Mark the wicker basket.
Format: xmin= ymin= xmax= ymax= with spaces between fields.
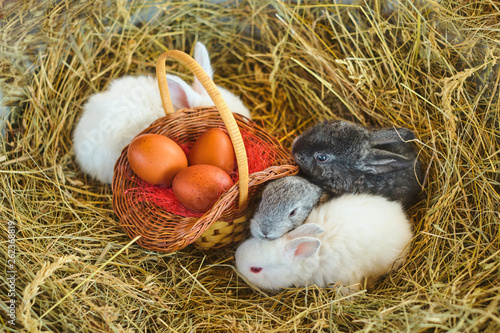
xmin=112 ymin=49 xmax=298 ymax=252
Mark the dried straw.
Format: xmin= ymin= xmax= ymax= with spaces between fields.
xmin=1 ymin=0 xmax=499 ymax=331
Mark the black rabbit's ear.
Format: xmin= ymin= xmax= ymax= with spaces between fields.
xmin=369 ymin=127 xmax=415 ymax=146
xmin=358 ymin=149 xmax=414 ymax=174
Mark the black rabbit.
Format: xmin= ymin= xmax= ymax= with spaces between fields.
xmin=291 ymin=120 xmax=424 ymax=209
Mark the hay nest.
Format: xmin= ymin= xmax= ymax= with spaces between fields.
xmin=1 ymin=0 xmax=499 ymax=331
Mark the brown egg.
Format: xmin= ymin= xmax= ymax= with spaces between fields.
xmin=172 ymin=164 xmax=234 ymax=213
xmin=187 ymin=128 xmax=235 ymax=173
xmin=127 ymin=134 xmax=187 ymax=186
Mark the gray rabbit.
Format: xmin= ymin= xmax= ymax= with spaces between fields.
xmin=250 ymin=176 xmax=329 ymax=240
xmin=291 ymin=120 xmax=423 ymax=209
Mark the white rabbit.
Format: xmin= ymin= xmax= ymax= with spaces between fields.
xmin=73 ymin=42 xmax=251 ymax=184
xmin=235 ymin=193 xmax=413 ymax=294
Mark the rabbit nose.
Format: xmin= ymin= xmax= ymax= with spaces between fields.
xmin=263 ymin=233 xmax=277 ymax=240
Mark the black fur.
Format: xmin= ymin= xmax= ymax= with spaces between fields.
xmin=291 ymin=120 xmax=424 ymax=209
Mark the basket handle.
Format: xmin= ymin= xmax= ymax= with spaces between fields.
xmin=156 ymin=50 xmax=249 ymax=210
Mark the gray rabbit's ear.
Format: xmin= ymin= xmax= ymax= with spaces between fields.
xmin=369 ymin=127 xmax=415 ymax=146
xmin=359 ymin=149 xmax=414 ymax=174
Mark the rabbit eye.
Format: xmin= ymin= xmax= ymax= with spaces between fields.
xmin=314 ymin=153 xmax=329 ymax=163
xmin=250 ymin=267 xmax=262 ymax=273
xmin=289 ymin=209 xmax=297 ymax=217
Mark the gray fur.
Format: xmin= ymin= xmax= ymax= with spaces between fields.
xmin=250 ymin=176 xmax=325 ymax=240
xmin=291 ymin=120 xmax=424 ymax=209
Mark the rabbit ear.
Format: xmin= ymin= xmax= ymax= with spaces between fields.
xmin=166 ymin=74 xmax=196 ymax=110
xmin=193 ymin=42 xmax=214 ymax=95
xmin=369 ymin=127 xmax=415 ymax=146
xmin=358 ymin=149 xmax=414 ymax=174
xmin=285 ymin=237 xmax=321 ymax=260
xmin=287 ymin=223 xmax=325 ymax=240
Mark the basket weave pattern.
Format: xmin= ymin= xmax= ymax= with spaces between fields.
xmin=113 ymin=108 xmax=297 ymax=252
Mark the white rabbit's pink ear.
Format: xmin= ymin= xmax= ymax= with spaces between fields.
xmin=166 ymin=74 xmax=196 ymax=110
xmin=287 ymin=223 xmax=325 ymax=240
xmin=285 ymin=237 xmax=321 ymax=260
xmin=193 ymin=41 xmax=214 ymax=95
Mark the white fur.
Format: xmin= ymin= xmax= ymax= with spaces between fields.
xmin=235 ymin=193 xmax=413 ymax=293
xmin=72 ymin=42 xmax=251 ymax=184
